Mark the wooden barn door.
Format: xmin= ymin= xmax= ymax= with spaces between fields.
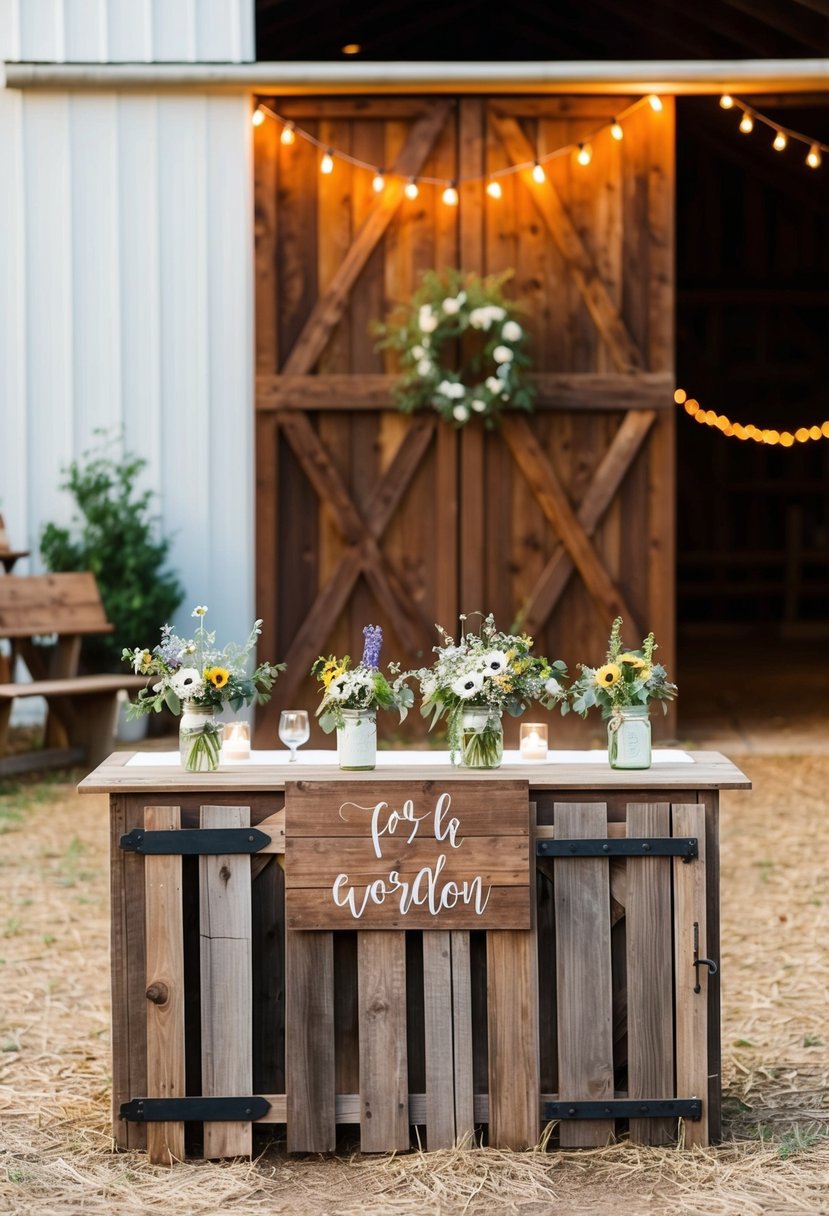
xmin=254 ymin=95 xmax=675 ymax=746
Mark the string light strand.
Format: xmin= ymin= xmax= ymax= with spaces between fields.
xmin=675 ymin=388 xmax=829 ymax=445
xmin=251 ymin=94 xmax=660 ymax=194
xmin=720 ymin=94 xmax=829 ymax=167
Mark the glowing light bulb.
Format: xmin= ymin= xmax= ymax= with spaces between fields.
xmin=796 ymin=427 xmax=810 ymax=443
xmin=807 ymin=144 xmax=822 ymax=168
xmin=648 ymin=95 xmax=663 ymax=112
xmin=674 ymin=388 xmax=687 ymax=404
xmin=532 ymin=161 xmax=546 ymax=183
xmin=822 ymin=422 xmax=829 ymax=438
xmin=780 ymin=432 xmax=794 ymax=446
xmin=341 ymin=42 xmax=361 ymax=55
xmin=486 ymin=178 xmax=503 ymax=199
xmin=773 ymin=130 xmax=787 ymax=151
xmin=320 ymin=150 xmax=334 ymax=175
xmin=252 ymin=107 xmax=265 ymax=127
xmin=810 ymin=425 xmax=821 ymax=440
xmin=739 ymin=113 xmax=754 ymax=134
xmin=442 ymin=182 xmax=459 ymax=206
xmin=404 ymin=178 xmax=419 ymax=200
xmin=720 ymin=95 xmax=734 ymax=109
xmin=372 ymin=170 xmax=385 ymax=192
xmin=576 ymin=143 xmax=592 ymax=166
xmin=280 ymin=123 xmax=296 ymax=146
xmin=610 ymin=120 xmax=624 ymax=141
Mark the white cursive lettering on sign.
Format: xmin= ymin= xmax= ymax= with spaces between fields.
xmin=332 ymin=792 xmax=488 ymax=920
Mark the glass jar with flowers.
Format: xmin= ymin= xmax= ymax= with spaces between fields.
xmin=569 ymin=617 xmax=677 ymax=770
xmin=409 ymin=613 xmax=568 ymax=768
xmin=311 ymin=625 xmax=413 ymax=771
xmin=122 ymin=606 xmax=285 ymax=772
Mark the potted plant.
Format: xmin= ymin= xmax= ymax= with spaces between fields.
xmin=409 ymin=613 xmax=568 ymax=768
xmin=569 ymin=617 xmax=677 ymax=769
xmin=311 ymin=625 xmax=413 ymax=771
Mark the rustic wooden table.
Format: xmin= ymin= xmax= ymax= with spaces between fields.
xmin=80 ymin=748 xmax=750 ymax=1163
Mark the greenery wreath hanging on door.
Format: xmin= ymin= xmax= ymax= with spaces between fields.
xmin=372 ymin=269 xmax=535 ymax=427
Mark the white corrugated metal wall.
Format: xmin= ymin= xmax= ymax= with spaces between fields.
xmin=0 ymin=2 xmax=259 ymax=718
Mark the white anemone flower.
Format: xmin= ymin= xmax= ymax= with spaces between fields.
xmin=453 ymin=404 xmax=471 ymax=422
xmin=171 ymin=667 xmax=205 ymax=699
xmin=471 ymin=398 xmax=487 ymax=413
xmin=493 ymin=345 xmax=513 ymax=363
xmin=452 ymin=671 xmax=484 ymax=699
xmin=483 ymin=650 xmax=508 ymax=675
xmin=326 ymin=674 xmax=350 ymax=701
xmin=545 ymin=677 xmax=562 ymax=696
xmin=416 ymin=359 xmax=433 ymax=376
xmin=502 ymin=320 xmax=523 ymax=342
xmin=485 ymin=376 xmax=502 ymax=394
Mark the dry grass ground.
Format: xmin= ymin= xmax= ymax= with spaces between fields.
xmin=0 ymin=753 xmax=828 ymax=1215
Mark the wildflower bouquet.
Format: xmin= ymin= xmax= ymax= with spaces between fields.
xmin=410 ymin=613 xmax=568 ymax=766
xmin=311 ymin=625 xmax=414 ymax=734
xmin=569 ymin=617 xmax=677 ymax=720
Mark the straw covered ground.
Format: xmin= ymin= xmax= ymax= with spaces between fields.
xmin=1 ymin=753 xmax=828 ymax=1215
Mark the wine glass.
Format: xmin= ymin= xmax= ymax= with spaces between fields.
xmin=279 ymin=710 xmax=310 ymax=763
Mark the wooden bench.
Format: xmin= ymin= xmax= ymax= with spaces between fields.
xmin=0 ymin=572 xmax=148 ymax=773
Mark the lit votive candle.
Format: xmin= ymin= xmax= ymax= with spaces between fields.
xmin=222 ymin=721 xmax=251 ymax=761
xmin=519 ymin=722 xmax=548 ymax=761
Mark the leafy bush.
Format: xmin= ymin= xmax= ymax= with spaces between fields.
xmin=40 ymin=433 xmax=184 ymax=672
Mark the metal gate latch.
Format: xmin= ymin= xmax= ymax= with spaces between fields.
xmin=693 ymin=921 xmax=718 ymax=993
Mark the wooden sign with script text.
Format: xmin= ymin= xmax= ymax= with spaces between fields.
xmin=284 ymin=779 xmax=531 ymax=930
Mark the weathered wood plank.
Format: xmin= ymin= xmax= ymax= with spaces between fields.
xmin=358 ymin=932 xmax=410 ymax=1152
xmin=423 ymin=932 xmax=456 ymax=1148
xmin=700 ymin=791 xmax=723 ymax=1143
xmin=501 ymin=416 xmax=642 ymax=637
xmin=112 ymin=795 xmax=148 ymax=1151
xmin=673 ymin=802 xmax=710 ymax=1147
xmin=626 ymin=802 xmax=674 ymax=1145
xmin=281 ymin=102 xmax=451 ymax=377
xmin=199 ymin=805 xmax=253 ymax=1160
xmin=554 ymin=802 xmax=614 ymax=1148
xmin=450 ymin=930 xmax=475 ymax=1146
xmin=288 ymin=886 xmax=530 ymax=931
xmin=256 ymin=371 xmax=674 ymax=411
xmin=144 ymin=805 xmax=185 ymax=1166
xmin=523 ymin=410 xmax=656 ymax=634
xmin=287 ymin=834 xmax=529 ymax=886
xmin=286 ymin=930 xmax=336 ymax=1151
xmin=490 ymin=114 xmax=643 ymax=373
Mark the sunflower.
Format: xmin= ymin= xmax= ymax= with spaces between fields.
xmin=620 ymin=652 xmax=646 ymax=669
xmin=205 ymin=666 xmax=230 ymax=689
xmin=321 ymin=661 xmax=344 ymax=689
xmin=595 ymin=663 xmax=621 ymax=688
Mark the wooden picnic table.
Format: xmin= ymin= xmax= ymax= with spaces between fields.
xmin=80 ymin=747 xmax=750 ymax=1163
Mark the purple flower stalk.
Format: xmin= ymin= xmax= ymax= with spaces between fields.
xmin=361 ymin=624 xmax=383 ymax=670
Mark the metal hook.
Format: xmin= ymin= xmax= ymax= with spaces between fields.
xmin=693 ymin=921 xmax=718 ymax=994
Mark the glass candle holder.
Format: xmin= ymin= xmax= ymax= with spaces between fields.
xmin=221 ymin=720 xmax=251 ymax=761
xmin=519 ymin=721 xmax=548 ymax=761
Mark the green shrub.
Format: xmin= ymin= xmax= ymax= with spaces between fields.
xmin=40 ymin=432 xmax=184 ymax=672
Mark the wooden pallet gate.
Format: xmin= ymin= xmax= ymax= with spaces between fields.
xmin=114 ymin=778 xmax=716 ymax=1163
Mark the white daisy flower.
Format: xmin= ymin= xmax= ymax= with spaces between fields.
xmin=171 ymin=667 xmax=205 ymax=698
xmin=453 ymin=404 xmax=471 ymax=422
xmin=471 ymin=398 xmax=487 ymax=413
xmin=502 ymin=320 xmax=522 ymax=341
xmin=417 ymin=359 xmax=433 ymax=376
xmin=447 ymin=382 xmax=465 ymax=399
xmin=441 ymin=296 xmax=461 ymax=314
xmin=192 ymin=605 xmax=208 ymax=617
xmin=469 ymin=307 xmax=492 ymax=330
xmin=493 ymin=345 xmax=513 ymax=363
xmin=485 ymin=376 xmax=502 ymax=393
xmin=545 ymin=677 xmax=562 ymax=696
xmin=437 ymin=379 xmax=454 ymax=397
xmin=483 ymin=650 xmax=508 ymax=675
xmin=452 ymin=672 xmax=484 ymax=698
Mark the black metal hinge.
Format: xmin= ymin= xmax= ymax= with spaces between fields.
xmin=119 ymin=827 xmax=271 ymax=855
xmin=120 ymin=1096 xmax=272 ymax=1122
xmin=537 ymin=837 xmax=698 ymax=861
xmin=542 ymin=1098 xmax=702 ymax=1121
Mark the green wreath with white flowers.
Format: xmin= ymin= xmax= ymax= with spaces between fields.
xmin=372 ymin=269 xmax=535 ymax=427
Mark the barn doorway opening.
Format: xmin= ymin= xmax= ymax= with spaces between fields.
xmin=675 ymin=97 xmax=829 ymax=746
